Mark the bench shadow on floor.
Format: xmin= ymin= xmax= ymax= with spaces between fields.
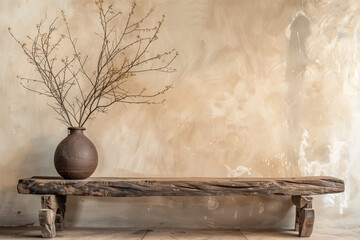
xmin=0 ymin=227 xmax=300 ymax=240
xmin=1 ymin=227 xmax=360 ymax=240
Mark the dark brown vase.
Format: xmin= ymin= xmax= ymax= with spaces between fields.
xmin=54 ymin=127 xmax=98 ymax=179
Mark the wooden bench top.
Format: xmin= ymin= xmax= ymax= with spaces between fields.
xmin=17 ymin=176 xmax=344 ymax=197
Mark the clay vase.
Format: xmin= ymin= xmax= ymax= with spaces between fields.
xmin=54 ymin=127 xmax=98 ymax=179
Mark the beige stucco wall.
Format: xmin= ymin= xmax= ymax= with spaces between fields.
xmin=1 ymin=0 xmax=359 ymax=229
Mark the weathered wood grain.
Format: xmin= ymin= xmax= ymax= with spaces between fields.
xmin=299 ymin=208 xmax=315 ymax=237
xmin=17 ymin=176 xmax=344 ymax=197
xmin=41 ymin=195 xmax=66 ymax=231
xmin=39 ymin=209 xmax=56 ymax=238
xmin=292 ymin=195 xmax=313 ymax=232
xmin=292 ymin=195 xmax=314 ymax=236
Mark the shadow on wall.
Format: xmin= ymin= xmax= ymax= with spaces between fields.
xmin=64 ymin=195 xmax=294 ymax=229
xmin=286 ymin=12 xmax=310 ymax=175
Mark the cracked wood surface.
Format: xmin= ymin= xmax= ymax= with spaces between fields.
xmin=17 ymin=176 xmax=344 ymax=197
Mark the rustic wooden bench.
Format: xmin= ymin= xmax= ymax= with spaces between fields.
xmin=17 ymin=176 xmax=344 ymax=238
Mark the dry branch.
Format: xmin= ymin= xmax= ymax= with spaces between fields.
xmin=9 ymin=0 xmax=178 ymax=127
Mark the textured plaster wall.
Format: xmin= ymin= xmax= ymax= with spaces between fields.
xmin=1 ymin=0 xmax=359 ymax=229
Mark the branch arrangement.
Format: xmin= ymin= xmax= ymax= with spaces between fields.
xmin=9 ymin=0 xmax=178 ymax=127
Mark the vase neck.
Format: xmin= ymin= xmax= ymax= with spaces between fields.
xmin=68 ymin=127 xmax=86 ymax=135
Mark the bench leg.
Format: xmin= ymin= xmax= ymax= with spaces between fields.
xmin=39 ymin=209 xmax=56 ymax=238
xmin=292 ymin=195 xmax=314 ymax=237
xmin=40 ymin=195 xmax=67 ymax=238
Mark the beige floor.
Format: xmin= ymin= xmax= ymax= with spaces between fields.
xmin=0 ymin=227 xmax=360 ymax=239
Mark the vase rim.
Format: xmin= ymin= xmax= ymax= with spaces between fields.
xmin=68 ymin=127 xmax=86 ymax=130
